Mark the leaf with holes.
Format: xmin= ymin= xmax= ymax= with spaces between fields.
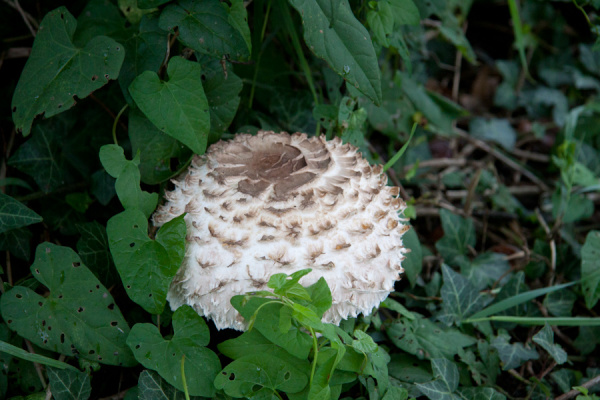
xmin=0 ymin=243 xmax=135 ymax=366
xmin=0 ymin=193 xmax=42 ymax=235
xmin=129 ymin=57 xmax=210 ymax=155
xmin=289 ymin=0 xmax=382 ymax=105
xmin=214 ymin=353 xmax=308 ymax=398
xmin=126 ymin=305 xmax=221 ymax=397
xmin=47 ymin=367 xmax=91 ymax=400
xmin=107 ymin=209 xmax=185 ymax=314
xmin=158 ymin=0 xmax=249 ymax=61
xmin=11 ymin=7 xmax=124 ymax=136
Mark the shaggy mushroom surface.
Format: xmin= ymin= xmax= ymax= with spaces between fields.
xmin=153 ymin=131 xmax=409 ymax=330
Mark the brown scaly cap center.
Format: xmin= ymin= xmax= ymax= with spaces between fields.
xmin=212 ymin=134 xmax=332 ymax=198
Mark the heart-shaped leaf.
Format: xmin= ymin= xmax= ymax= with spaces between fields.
xmin=130 ymin=57 xmax=210 ymax=155
xmin=126 ymin=305 xmax=221 ymax=397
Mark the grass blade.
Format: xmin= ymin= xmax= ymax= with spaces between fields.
xmin=0 ymin=340 xmax=78 ymax=371
xmin=465 ymin=281 xmax=577 ymax=321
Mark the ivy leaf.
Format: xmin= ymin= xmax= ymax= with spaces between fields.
xmin=416 ymin=358 xmax=460 ymax=400
xmin=214 ymin=353 xmax=308 ymax=398
xmin=76 ymin=222 xmax=117 ymax=288
xmin=491 ymin=331 xmax=539 ymax=370
xmin=532 ymin=324 xmax=568 ymax=364
xmin=47 ymin=367 xmax=91 ymax=400
xmin=129 ymin=109 xmax=190 ymax=185
xmin=11 ymin=7 xmax=124 ymax=136
xmin=457 ymin=387 xmax=507 ymax=400
xmin=159 ymin=0 xmax=250 ymax=61
xmin=0 ymin=243 xmax=135 ymax=367
xmin=106 ymin=209 xmax=185 ymax=314
xmin=9 ymin=120 xmax=73 ymax=193
xmin=118 ymin=14 xmax=167 ymax=104
xmin=138 ymin=370 xmax=188 ymax=400
xmin=582 ymin=230 xmax=600 ymax=309
xmin=199 ymin=56 xmax=243 ymax=143
xmin=289 ymin=0 xmax=382 ymax=105
xmin=130 ymin=56 xmax=210 ymax=155
xmin=0 ymin=193 xmax=42 ymax=234
xmin=387 ymin=316 xmax=476 ymax=360
xmin=435 ymin=209 xmax=476 ymax=266
xmin=469 ymin=118 xmax=517 ymax=150
xmin=0 ymin=227 xmax=32 ymax=261
xmin=126 ymin=305 xmax=221 ymax=397
xmin=439 ymin=265 xmax=487 ymax=326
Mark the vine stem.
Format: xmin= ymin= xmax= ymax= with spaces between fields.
xmin=309 ymin=327 xmax=318 ymax=387
xmin=112 ymin=104 xmax=129 ymax=145
xmin=181 ymin=355 xmax=190 ymax=400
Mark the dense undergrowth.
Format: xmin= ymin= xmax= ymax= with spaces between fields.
xmin=1 ymin=0 xmax=600 ymax=399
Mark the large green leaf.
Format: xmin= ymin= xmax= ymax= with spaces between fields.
xmin=126 ymin=306 xmax=221 ymax=397
xmin=129 ymin=56 xmax=210 ymax=155
xmin=289 ymin=0 xmax=382 ymax=105
xmin=0 ymin=193 xmax=42 ymax=235
xmin=106 ymin=209 xmax=185 ymax=314
xmin=159 ymin=0 xmax=250 ymax=60
xmin=47 ymin=367 xmax=91 ymax=400
xmin=582 ymin=230 xmax=600 ymax=309
xmin=0 ymin=243 xmax=136 ymax=367
xmin=11 ymin=7 xmax=124 ymax=136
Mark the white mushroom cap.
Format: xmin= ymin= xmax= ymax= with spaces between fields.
xmin=153 ymin=131 xmax=409 ymax=330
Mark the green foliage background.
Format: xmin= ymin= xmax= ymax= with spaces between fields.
xmin=1 ymin=0 xmax=600 ymax=399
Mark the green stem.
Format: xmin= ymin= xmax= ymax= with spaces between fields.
xmin=181 ymin=355 xmax=190 ymax=400
xmin=112 ymin=104 xmax=128 ymax=145
xmin=308 ymin=327 xmax=319 ymax=387
xmin=248 ymin=0 xmax=272 ymax=109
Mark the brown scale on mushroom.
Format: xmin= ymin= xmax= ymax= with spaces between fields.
xmin=153 ymin=131 xmax=409 ymax=331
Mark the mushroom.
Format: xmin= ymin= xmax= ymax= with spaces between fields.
xmin=153 ymin=131 xmax=409 ymax=330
